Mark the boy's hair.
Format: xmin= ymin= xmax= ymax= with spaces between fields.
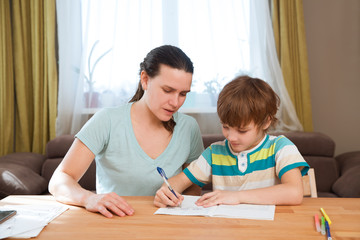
xmin=217 ymin=76 xmax=280 ymax=131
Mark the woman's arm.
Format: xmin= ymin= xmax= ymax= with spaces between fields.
xmin=196 ymin=168 xmax=304 ymax=207
xmin=48 ymin=138 xmax=134 ymax=218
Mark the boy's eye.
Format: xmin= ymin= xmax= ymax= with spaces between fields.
xmin=238 ymin=130 xmax=247 ymax=134
xmin=222 ymin=125 xmax=229 ymax=129
xmin=180 ymin=92 xmax=188 ymax=97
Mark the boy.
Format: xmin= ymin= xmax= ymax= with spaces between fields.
xmin=154 ymin=76 xmax=309 ymax=208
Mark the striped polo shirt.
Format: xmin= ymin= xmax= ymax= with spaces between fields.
xmin=183 ymin=135 xmax=309 ymax=191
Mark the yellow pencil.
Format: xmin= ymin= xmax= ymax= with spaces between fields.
xmin=320 ymin=208 xmax=332 ymax=225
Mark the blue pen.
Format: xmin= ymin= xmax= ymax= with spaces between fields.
xmin=156 ymin=167 xmax=178 ymax=198
xmin=325 ymin=220 xmax=332 ymax=240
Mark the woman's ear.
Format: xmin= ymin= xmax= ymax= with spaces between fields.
xmin=140 ymin=71 xmax=149 ymax=91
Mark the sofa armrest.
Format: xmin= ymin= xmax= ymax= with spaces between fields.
xmin=332 ymin=151 xmax=360 ymax=197
xmin=335 ymin=151 xmax=360 ymax=175
xmin=0 ymin=152 xmax=45 ymax=174
xmin=0 ymin=153 xmax=48 ymax=199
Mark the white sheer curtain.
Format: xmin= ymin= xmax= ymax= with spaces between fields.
xmin=56 ymin=0 xmax=83 ymax=135
xmin=248 ymin=1 xmax=303 ymax=131
xmin=56 ymin=0 xmax=302 ymax=136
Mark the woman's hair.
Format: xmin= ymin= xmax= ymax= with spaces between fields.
xmin=129 ymin=45 xmax=194 ymax=132
xmin=217 ymin=76 xmax=280 ymax=132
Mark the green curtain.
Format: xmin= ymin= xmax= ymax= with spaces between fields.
xmin=0 ymin=0 xmax=57 ymax=157
xmin=272 ymin=0 xmax=313 ymax=132
xmin=0 ymin=0 xmax=15 ymax=156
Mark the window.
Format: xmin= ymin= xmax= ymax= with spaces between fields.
xmin=56 ymin=0 xmax=303 ymax=135
xmin=79 ymin=0 xmax=250 ymax=113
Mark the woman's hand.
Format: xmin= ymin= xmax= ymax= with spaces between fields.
xmin=195 ymin=190 xmax=240 ymax=207
xmin=84 ymin=192 xmax=135 ymax=218
xmin=154 ymin=185 xmax=184 ymax=208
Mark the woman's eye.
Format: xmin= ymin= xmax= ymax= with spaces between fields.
xmin=163 ymin=89 xmax=171 ymax=93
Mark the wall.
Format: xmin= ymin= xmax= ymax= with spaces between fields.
xmin=303 ymin=0 xmax=360 ymax=155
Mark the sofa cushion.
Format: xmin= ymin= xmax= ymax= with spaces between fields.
xmin=303 ymin=156 xmax=338 ymax=193
xmin=46 ymin=135 xmax=75 ymax=159
xmin=42 ymin=158 xmax=96 ymax=192
xmin=0 ymin=162 xmax=48 ymax=199
xmin=332 ymin=165 xmax=360 ymax=197
xmin=42 ymin=158 xmax=63 ymax=183
xmin=202 ymin=134 xmax=225 ymax=149
xmin=275 ymin=131 xmax=335 ymax=157
xmin=317 ymin=192 xmax=338 ymax=198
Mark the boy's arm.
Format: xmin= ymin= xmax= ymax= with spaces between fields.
xmin=181 ymin=163 xmax=202 ymax=196
xmin=196 ymin=168 xmax=304 ymax=207
xmin=237 ymin=168 xmax=304 ymax=205
xmin=154 ymin=172 xmax=194 ymax=208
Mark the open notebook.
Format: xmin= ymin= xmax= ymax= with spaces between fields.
xmin=154 ymin=195 xmax=275 ymax=220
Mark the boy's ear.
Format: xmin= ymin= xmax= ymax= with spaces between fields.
xmin=262 ymin=117 xmax=272 ymax=131
xmin=140 ymin=70 xmax=149 ymax=90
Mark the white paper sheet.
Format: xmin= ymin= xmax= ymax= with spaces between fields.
xmin=154 ymin=195 xmax=275 ymax=220
xmin=0 ymin=204 xmax=68 ymax=239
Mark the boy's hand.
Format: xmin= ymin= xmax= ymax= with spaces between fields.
xmin=154 ymin=185 xmax=184 ymax=208
xmin=195 ymin=190 xmax=240 ymax=207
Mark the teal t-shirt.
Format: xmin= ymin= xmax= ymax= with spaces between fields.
xmin=75 ymin=102 xmax=204 ymax=196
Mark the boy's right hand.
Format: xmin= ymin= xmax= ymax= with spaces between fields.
xmin=154 ymin=185 xmax=184 ymax=208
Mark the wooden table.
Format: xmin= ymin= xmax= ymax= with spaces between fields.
xmin=1 ymin=195 xmax=360 ymax=240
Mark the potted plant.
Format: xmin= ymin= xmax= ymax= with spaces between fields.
xmin=74 ymin=40 xmax=112 ymax=108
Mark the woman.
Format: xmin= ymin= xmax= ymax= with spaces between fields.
xmin=49 ymin=45 xmax=204 ymax=218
